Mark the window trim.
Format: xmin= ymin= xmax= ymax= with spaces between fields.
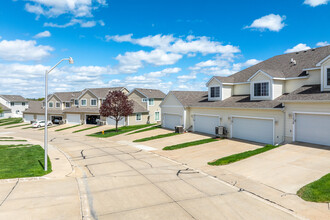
xmin=74 ymin=99 xmax=79 ymax=106
xmin=251 ymin=80 xmax=271 ymax=100
xmin=81 ymin=99 xmax=87 ymax=106
xmin=10 ymin=102 xmax=14 ymax=106
xmin=90 ymin=98 xmax=97 ymax=106
xmin=48 ymin=101 xmax=54 ymax=108
xmin=148 ymin=98 xmax=154 ymax=106
xmin=327 ymin=68 xmax=330 ymax=86
xmin=155 ymin=111 xmax=160 ymax=121
xmin=65 ymin=102 xmax=71 ymax=108
xmin=55 ymin=101 xmax=61 ymax=108
xmin=136 ymin=113 xmax=142 ymax=121
xmin=208 ymin=86 xmax=221 ymax=100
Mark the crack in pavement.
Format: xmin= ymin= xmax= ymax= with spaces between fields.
xmin=0 ymin=179 xmax=19 ymax=207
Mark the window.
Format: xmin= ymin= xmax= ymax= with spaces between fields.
xmin=155 ymin=112 xmax=160 ymax=121
xmin=65 ymin=102 xmax=71 ymax=108
xmin=74 ymin=99 xmax=79 ymax=106
xmin=22 ymin=102 xmax=25 ymax=106
xmin=327 ymin=68 xmax=330 ymax=86
xmin=49 ymin=102 xmax=54 ymax=108
xmin=210 ymin=87 xmax=220 ymax=98
xmin=91 ymin=99 xmax=97 ymax=106
xmin=10 ymin=102 xmax=14 ymax=106
xmin=148 ymin=98 xmax=154 ymax=106
xmin=142 ymin=98 xmax=148 ymax=102
xmin=0 ymin=113 xmax=3 ymax=117
xmin=16 ymin=110 xmax=20 ymax=114
xmin=81 ymin=99 xmax=87 ymax=106
xmin=56 ymin=102 xmax=61 ymax=108
xmin=136 ymin=113 xmax=142 ymax=121
xmin=254 ymin=82 xmax=269 ymax=97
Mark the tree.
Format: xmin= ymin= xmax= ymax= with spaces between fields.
xmin=100 ymin=90 xmax=134 ymax=132
xmin=0 ymin=106 xmax=3 ymax=114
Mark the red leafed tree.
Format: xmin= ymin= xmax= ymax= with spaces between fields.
xmin=100 ymin=90 xmax=134 ymax=132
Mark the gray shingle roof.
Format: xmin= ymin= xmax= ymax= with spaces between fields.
xmin=23 ymin=101 xmax=63 ymax=114
xmin=170 ymin=91 xmax=283 ymax=109
xmin=134 ymin=88 xmax=166 ymax=99
xmin=132 ymin=100 xmax=148 ymax=113
xmin=85 ymin=87 xmax=127 ymax=99
xmin=216 ymin=45 xmax=330 ymax=83
xmin=53 ymin=91 xmax=82 ymax=102
xmin=0 ymin=103 xmax=10 ymax=111
xmin=0 ymin=95 xmax=27 ymax=102
xmin=279 ymin=84 xmax=330 ymax=102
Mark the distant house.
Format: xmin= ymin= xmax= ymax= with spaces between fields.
xmin=161 ymin=45 xmax=330 ymax=147
xmin=0 ymin=103 xmax=12 ymax=119
xmin=0 ymin=95 xmax=28 ymax=118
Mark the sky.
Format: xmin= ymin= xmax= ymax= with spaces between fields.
xmin=0 ymin=0 xmax=329 ymax=98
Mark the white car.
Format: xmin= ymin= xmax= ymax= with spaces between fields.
xmin=32 ymin=120 xmax=53 ymax=128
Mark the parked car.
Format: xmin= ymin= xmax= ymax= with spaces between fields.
xmin=32 ymin=120 xmax=53 ymax=128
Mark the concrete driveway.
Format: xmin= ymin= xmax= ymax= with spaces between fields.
xmin=0 ymin=126 xmax=299 ymax=220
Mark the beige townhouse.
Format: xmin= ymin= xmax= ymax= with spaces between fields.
xmin=161 ymin=45 xmax=330 ymax=146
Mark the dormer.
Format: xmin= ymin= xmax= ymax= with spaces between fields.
xmin=248 ymin=70 xmax=275 ymax=101
xmin=316 ymin=55 xmax=330 ymax=92
xmin=206 ymin=77 xmax=233 ymax=101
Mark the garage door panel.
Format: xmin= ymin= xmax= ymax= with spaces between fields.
xmin=67 ymin=114 xmax=80 ymax=124
xmin=24 ymin=114 xmax=34 ymax=122
xmin=194 ymin=115 xmax=220 ymax=135
xmin=296 ymin=114 xmax=330 ymax=146
xmin=107 ymin=117 xmax=125 ymax=126
xmin=232 ymin=117 xmax=273 ymax=144
xmin=37 ymin=115 xmax=45 ymax=121
xmin=163 ymin=114 xmax=181 ymax=130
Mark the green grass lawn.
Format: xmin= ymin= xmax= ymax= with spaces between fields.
xmin=0 ymin=140 xmax=27 ymax=142
xmin=163 ymin=138 xmax=219 ymax=150
xmin=55 ymin=124 xmax=81 ymax=132
xmin=208 ymin=144 xmax=280 ymax=166
xmin=0 ymin=137 xmax=14 ymax=139
xmin=88 ymin=124 xmax=155 ymax=138
xmin=133 ymin=132 xmax=180 ymax=142
xmin=297 ymin=173 xmax=330 ymax=203
xmin=73 ymin=125 xmax=99 ymax=133
xmin=5 ymin=123 xmax=30 ymax=129
xmin=22 ymin=126 xmax=34 ymax=129
xmin=0 ymin=144 xmax=52 ymax=179
xmin=0 ymin=118 xmax=23 ymax=126
xmin=127 ymin=125 xmax=162 ymax=135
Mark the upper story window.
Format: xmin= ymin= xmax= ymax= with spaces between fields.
xmin=10 ymin=102 xmax=14 ymax=106
xmin=254 ymin=82 xmax=269 ymax=97
xmin=327 ymin=68 xmax=330 ymax=86
xmin=210 ymin=87 xmax=220 ymax=98
xmin=74 ymin=99 xmax=79 ymax=106
xmin=148 ymin=98 xmax=154 ymax=106
xmin=22 ymin=102 xmax=25 ymax=106
xmin=56 ymin=102 xmax=61 ymax=108
xmin=81 ymin=99 xmax=87 ymax=106
xmin=142 ymin=98 xmax=148 ymax=102
xmin=65 ymin=102 xmax=70 ymax=108
xmin=49 ymin=102 xmax=54 ymax=108
xmin=91 ymin=99 xmax=97 ymax=106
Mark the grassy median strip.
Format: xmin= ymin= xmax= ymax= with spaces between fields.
xmin=127 ymin=125 xmax=161 ymax=135
xmin=0 ymin=137 xmax=14 ymax=139
xmin=0 ymin=118 xmax=23 ymax=126
xmin=163 ymin=138 xmax=219 ymax=150
xmin=55 ymin=124 xmax=81 ymax=132
xmin=0 ymin=144 xmax=52 ymax=179
xmin=0 ymin=140 xmax=27 ymax=142
xmin=73 ymin=126 xmax=99 ymax=133
xmin=88 ymin=124 xmax=155 ymax=138
xmin=22 ymin=126 xmax=34 ymax=129
xmin=208 ymin=144 xmax=280 ymax=166
xmin=5 ymin=123 xmax=30 ymax=129
xmin=297 ymin=173 xmax=330 ymax=203
xmin=133 ymin=132 xmax=180 ymax=142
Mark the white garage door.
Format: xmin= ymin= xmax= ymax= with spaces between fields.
xmin=194 ymin=115 xmax=220 ymax=135
xmin=36 ymin=115 xmax=45 ymax=121
xmin=163 ymin=114 xmax=182 ymax=130
xmin=107 ymin=117 xmax=125 ymax=126
xmin=66 ymin=114 xmax=81 ymax=124
xmin=24 ymin=114 xmax=34 ymax=122
xmin=295 ymin=113 xmax=330 ymax=146
xmin=232 ymin=117 xmax=273 ymax=144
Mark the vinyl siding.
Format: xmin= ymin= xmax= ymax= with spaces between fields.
xmin=233 ymin=84 xmax=250 ymax=95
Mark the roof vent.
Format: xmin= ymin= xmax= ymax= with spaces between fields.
xmin=290 ymin=58 xmax=296 ymax=65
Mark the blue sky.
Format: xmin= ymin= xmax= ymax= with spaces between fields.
xmin=0 ymin=0 xmax=329 ymax=97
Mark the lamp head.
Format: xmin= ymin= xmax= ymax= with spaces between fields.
xmin=68 ymin=57 xmax=74 ymax=64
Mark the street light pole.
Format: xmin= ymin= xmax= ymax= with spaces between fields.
xmin=44 ymin=57 xmax=74 ymax=171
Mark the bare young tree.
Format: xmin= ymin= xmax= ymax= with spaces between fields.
xmin=99 ymin=90 xmax=134 ymax=132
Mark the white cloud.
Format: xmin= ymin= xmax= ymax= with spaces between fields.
xmin=0 ymin=39 xmax=54 ymax=61
xmin=44 ymin=18 xmax=103 ymax=28
xmin=245 ymin=14 xmax=286 ymax=32
xmin=24 ymin=0 xmax=107 ymax=18
xmin=34 ymin=30 xmax=51 ymax=38
xmin=304 ymin=0 xmax=329 ymax=7
xmin=285 ymin=43 xmax=311 ymax=53
xmin=316 ymin=41 xmax=330 ymax=47
xmin=145 ymin=67 xmax=181 ymax=78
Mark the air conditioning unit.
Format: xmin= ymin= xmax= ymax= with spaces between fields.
xmin=175 ymin=126 xmax=184 ymax=134
xmin=215 ymin=126 xmax=227 ymax=137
